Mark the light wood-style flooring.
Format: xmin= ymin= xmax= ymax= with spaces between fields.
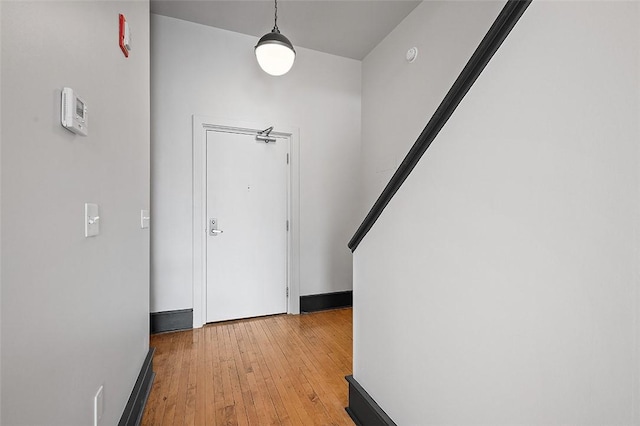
xmin=142 ymin=308 xmax=354 ymax=425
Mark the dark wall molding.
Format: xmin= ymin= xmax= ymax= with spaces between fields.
xmin=119 ymin=348 xmax=155 ymax=426
xmin=150 ymin=309 xmax=193 ymax=334
xmin=300 ymin=290 xmax=352 ymax=313
xmin=346 ymin=375 xmax=397 ymax=426
xmin=348 ymin=0 xmax=532 ymax=252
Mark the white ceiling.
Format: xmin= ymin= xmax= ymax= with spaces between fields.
xmin=150 ymin=0 xmax=422 ymax=60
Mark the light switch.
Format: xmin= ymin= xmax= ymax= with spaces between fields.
xmin=141 ymin=210 xmax=150 ymax=229
xmin=85 ymin=203 xmax=100 ymax=237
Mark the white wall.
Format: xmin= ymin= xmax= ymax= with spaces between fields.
xmin=361 ymin=1 xmax=505 ymax=212
xmin=355 ymin=1 xmax=640 ymax=424
xmin=1 ymin=2 xmax=150 ymax=425
xmin=0 ymin=2 xmax=3 ymax=421
xmin=151 ymin=15 xmax=361 ymax=312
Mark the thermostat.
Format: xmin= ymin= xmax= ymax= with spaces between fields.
xmin=61 ymin=87 xmax=88 ymax=136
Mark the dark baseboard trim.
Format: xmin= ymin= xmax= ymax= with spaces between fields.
xmin=150 ymin=309 xmax=193 ymax=334
xmin=345 ymin=375 xmax=397 ymax=426
xmin=119 ymin=348 xmax=155 ymax=426
xmin=300 ymin=290 xmax=352 ymax=313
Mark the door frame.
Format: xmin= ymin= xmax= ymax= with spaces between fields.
xmin=192 ymin=115 xmax=301 ymax=328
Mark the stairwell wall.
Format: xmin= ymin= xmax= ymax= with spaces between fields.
xmin=355 ymin=1 xmax=640 ymax=423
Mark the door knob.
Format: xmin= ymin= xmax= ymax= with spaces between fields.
xmin=209 ymin=218 xmax=223 ymax=236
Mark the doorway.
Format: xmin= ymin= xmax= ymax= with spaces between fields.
xmin=192 ymin=116 xmax=300 ymax=328
xmin=205 ymin=129 xmax=287 ymax=322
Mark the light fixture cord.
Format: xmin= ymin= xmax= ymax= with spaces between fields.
xmin=273 ymin=0 xmax=279 ymax=32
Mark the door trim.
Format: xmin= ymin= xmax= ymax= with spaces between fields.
xmin=192 ymin=115 xmax=301 ymax=328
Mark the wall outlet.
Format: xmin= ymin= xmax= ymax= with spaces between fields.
xmin=94 ymin=385 xmax=104 ymax=426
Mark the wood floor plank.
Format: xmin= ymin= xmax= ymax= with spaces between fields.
xmin=210 ymin=325 xmax=225 ymax=425
xmin=264 ymin=317 xmax=333 ymax=425
xmin=227 ymin=324 xmax=256 ymax=425
xmin=142 ymin=308 xmax=354 ymax=425
xmin=161 ymin=332 xmax=188 ymax=426
xmin=222 ymin=323 xmax=248 ymax=426
xmin=242 ymin=319 xmax=293 ymax=425
xmin=184 ymin=331 xmax=199 ymax=426
xmin=172 ymin=333 xmax=194 ymax=425
xmin=205 ymin=325 xmax=219 ymax=425
xmin=270 ymin=315 xmax=350 ymax=425
xmin=142 ymin=333 xmax=172 ymax=426
xmin=237 ymin=321 xmax=281 ymax=425
xmin=251 ymin=319 xmax=308 ymax=425
xmin=229 ymin=323 xmax=261 ymax=425
xmin=145 ymin=333 xmax=178 ymax=426
xmin=193 ymin=328 xmax=207 ymax=426
xmin=283 ymin=316 xmax=348 ymax=425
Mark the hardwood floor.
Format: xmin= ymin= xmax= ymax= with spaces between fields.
xmin=142 ymin=308 xmax=354 ymax=426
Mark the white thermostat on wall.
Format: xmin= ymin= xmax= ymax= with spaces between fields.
xmin=61 ymin=87 xmax=88 ymax=136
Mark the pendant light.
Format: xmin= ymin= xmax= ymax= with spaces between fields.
xmin=255 ymin=0 xmax=296 ymax=76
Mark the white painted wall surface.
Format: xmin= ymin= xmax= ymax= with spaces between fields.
xmin=355 ymin=1 xmax=640 ymax=424
xmin=1 ymin=2 xmax=150 ymax=425
xmin=151 ymin=15 xmax=361 ymax=312
xmin=361 ymin=1 xmax=505 ymax=213
xmin=0 ymin=2 xmax=3 ymax=421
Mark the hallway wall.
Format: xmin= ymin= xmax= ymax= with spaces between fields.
xmin=1 ymin=2 xmax=150 ymax=424
xmin=360 ymin=1 xmax=505 ymax=214
xmin=150 ymin=15 xmax=361 ymax=314
xmin=354 ymin=1 xmax=640 ymax=424
xmin=0 ymin=1 xmax=3 ymax=420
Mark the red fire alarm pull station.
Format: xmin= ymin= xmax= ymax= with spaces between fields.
xmin=119 ymin=14 xmax=131 ymax=58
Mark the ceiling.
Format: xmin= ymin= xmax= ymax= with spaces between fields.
xmin=150 ymin=0 xmax=422 ymax=60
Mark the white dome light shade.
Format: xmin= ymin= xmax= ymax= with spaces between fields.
xmin=255 ymin=31 xmax=296 ymax=76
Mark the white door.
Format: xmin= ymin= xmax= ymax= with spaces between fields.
xmin=205 ymin=129 xmax=288 ymax=323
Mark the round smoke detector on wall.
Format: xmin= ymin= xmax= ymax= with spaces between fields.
xmin=406 ymin=47 xmax=418 ymax=63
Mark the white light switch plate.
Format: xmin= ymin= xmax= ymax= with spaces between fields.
xmin=141 ymin=210 xmax=150 ymax=229
xmin=85 ymin=203 xmax=99 ymax=237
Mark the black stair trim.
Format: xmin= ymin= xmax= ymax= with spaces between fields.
xmin=348 ymin=0 xmax=532 ymax=252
